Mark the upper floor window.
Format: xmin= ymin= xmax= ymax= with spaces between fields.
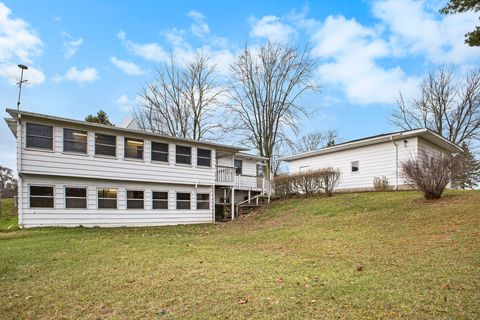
xmin=127 ymin=190 xmax=144 ymax=209
xmin=26 ymin=123 xmax=53 ymax=150
xmin=30 ymin=186 xmax=54 ymax=208
xmin=95 ymin=133 xmax=116 ymax=157
xmin=197 ymin=148 xmax=211 ymax=167
xmin=196 ymin=193 xmax=210 ymax=210
xmin=176 ymin=145 xmax=191 ymax=165
xmin=98 ymin=188 xmax=117 ymax=209
xmin=152 ymin=191 xmax=168 ymax=209
xmin=351 ymin=161 xmax=359 ymax=173
xmin=256 ymin=164 xmax=264 ymax=177
xmin=65 ymin=187 xmax=87 ymax=208
xmin=63 ymin=129 xmax=87 ymax=154
xmin=176 ymin=192 xmax=191 ymax=209
xmin=124 ymin=138 xmax=144 ymax=159
xmin=234 ymin=159 xmax=243 ymax=175
xmin=151 ymin=142 xmax=169 ymax=162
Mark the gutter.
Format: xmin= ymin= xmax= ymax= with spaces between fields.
xmin=389 ymin=136 xmax=399 ymax=190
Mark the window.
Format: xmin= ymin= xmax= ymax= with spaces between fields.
xmin=95 ymin=133 xmax=116 ymax=156
xmin=176 ymin=192 xmax=191 ymax=209
xmin=256 ymin=164 xmax=264 ymax=177
xmin=152 ymin=191 xmax=168 ymax=209
xmin=65 ymin=187 xmax=87 ymax=208
xmin=197 ymin=148 xmax=211 ymax=167
xmin=127 ymin=190 xmax=144 ymax=209
xmin=151 ymin=142 xmax=169 ymax=162
xmin=176 ymin=145 xmax=191 ymax=165
xmin=196 ymin=193 xmax=210 ymax=210
xmin=124 ymin=138 xmax=144 ymax=159
xmin=351 ymin=161 xmax=359 ymax=172
xmin=234 ymin=159 xmax=243 ymax=175
xmin=26 ymin=123 xmax=53 ymax=150
xmin=63 ymin=129 xmax=87 ymax=153
xmin=98 ymin=188 xmax=117 ymax=209
xmin=30 ymin=186 xmax=54 ymax=208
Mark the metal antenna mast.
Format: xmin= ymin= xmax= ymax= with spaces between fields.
xmin=16 ymin=64 xmax=28 ymax=110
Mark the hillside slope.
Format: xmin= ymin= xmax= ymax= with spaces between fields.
xmin=1 ymin=191 xmax=479 ymax=319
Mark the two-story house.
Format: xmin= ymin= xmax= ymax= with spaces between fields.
xmin=4 ymin=109 xmax=270 ymax=228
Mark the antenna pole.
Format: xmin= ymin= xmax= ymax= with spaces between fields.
xmin=16 ymin=64 xmax=28 ymax=110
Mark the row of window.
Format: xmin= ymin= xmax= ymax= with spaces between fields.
xmin=26 ymin=123 xmax=212 ymax=166
xmin=29 ymin=186 xmax=210 ymax=210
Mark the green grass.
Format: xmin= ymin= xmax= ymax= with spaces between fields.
xmin=0 ymin=198 xmax=18 ymax=231
xmin=1 ymin=190 xmax=479 ymax=319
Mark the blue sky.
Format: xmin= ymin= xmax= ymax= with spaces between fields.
xmin=1 ymin=0 xmax=479 ymax=170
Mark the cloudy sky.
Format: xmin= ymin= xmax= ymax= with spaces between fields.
xmin=0 ymin=0 xmax=479 ymax=170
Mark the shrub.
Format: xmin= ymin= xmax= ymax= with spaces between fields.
xmin=401 ymin=152 xmax=452 ymax=199
xmin=373 ymin=176 xmax=390 ymax=191
xmin=275 ymin=168 xmax=341 ymax=197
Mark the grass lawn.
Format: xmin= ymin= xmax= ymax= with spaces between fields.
xmin=0 ymin=198 xmax=18 ymax=232
xmin=1 ymin=190 xmax=479 ymax=319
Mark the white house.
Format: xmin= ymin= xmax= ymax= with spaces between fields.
xmin=4 ymin=109 xmax=271 ymax=228
xmin=281 ymin=129 xmax=463 ymax=192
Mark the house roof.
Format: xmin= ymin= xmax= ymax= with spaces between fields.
xmin=281 ymin=128 xmax=463 ymax=161
xmin=5 ymin=108 xmax=248 ymax=153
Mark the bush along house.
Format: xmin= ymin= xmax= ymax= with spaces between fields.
xmin=4 ymin=109 xmax=271 ymax=228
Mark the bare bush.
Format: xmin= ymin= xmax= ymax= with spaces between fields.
xmin=275 ymin=168 xmax=341 ymax=197
xmin=401 ymin=152 xmax=452 ymax=199
xmin=373 ymin=176 xmax=390 ymax=191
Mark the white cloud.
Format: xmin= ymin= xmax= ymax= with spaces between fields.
xmin=117 ymin=31 xmax=168 ymax=63
xmin=54 ymin=66 xmax=98 ymax=84
xmin=250 ymin=15 xmax=295 ymax=44
xmin=62 ymin=32 xmax=83 ymax=58
xmin=0 ymin=3 xmax=45 ymax=84
xmin=188 ymin=11 xmax=210 ymax=38
xmin=310 ymin=15 xmax=420 ymax=105
xmin=372 ymin=0 xmax=480 ymax=65
xmin=110 ymin=56 xmax=145 ymax=76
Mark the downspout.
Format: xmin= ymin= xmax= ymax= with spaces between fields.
xmin=390 ymin=136 xmax=399 ymax=190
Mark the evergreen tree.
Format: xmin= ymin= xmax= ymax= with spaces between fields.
xmin=85 ymin=110 xmax=114 ymax=126
xmin=440 ymin=0 xmax=480 ymax=46
xmin=451 ymin=142 xmax=480 ymax=189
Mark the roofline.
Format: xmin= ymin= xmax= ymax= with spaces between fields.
xmin=235 ymin=152 xmax=269 ymax=161
xmin=5 ymin=108 xmax=248 ymax=152
xmin=281 ymin=128 xmax=463 ymax=161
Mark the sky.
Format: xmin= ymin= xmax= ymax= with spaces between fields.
xmin=0 ymin=0 xmax=479 ymax=171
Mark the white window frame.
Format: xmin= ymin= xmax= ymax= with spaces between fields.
xmin=197 ymin=148 xmax=212 ymax=168
xmin=64 ymin=186 xmax=88 ymax=209
xmin=196 ymin=193 xmax=210 ymax=210
xmin=25 ymin=122 xmax=54 ymax=151
xmin=94 ymin=133 xmax=117 ymax=158
xmin=175 ymin=145 xmax=192 ymax=165
xmin=175 ymin=191 xmax=191 ymax=210
xmin=152 ymin=190 xmax=169 ymax=210
xmin=29 ymin=184 xmax=55 ymax=208
xmin=124 ymin=137 xmax=144 ymax=160
xmin=97 ymin=187 xmax=118 ymax=209
xmin=351 ymin=161 xmax=359 ymax=173
xmin=63 ymin=128 xmax=88 ymax=154
xmin=151 ymin=141 xmax=169 ymax=163
xmin=126 ymin=190 xmax=145 ymax=209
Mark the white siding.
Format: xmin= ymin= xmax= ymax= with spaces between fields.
xmin=21 ymin=175 xmax=214 ymax=228
xmin=19 ymin=120 xmax=216 ymax=186
xmin=288 ymin=138 xmax=418 ymax=190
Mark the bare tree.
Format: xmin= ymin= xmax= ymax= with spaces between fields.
xmin=227 ymin=42 xmax=318 ymax=176
xmin=401 ymin=152 xmax=452 ymax=199
xmin=391 ymin=66 xmax=480 ymax=145
xmin=0 ymin=165 xmax=16 ymax=204
xmin=134 ymin=52 xmax=222 ymax=140
xmin=294 ymin=129 xmax=339 ymax=153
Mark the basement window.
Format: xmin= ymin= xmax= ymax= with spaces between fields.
xmin=97 ymin=188 xmax=117 ymax=209
xmin=127 ymin=190 xmax=144 ymax=209
xmin=26 ymin=123 xmax=53 ymax=150
xmin=176 ymin=192 xmax=191 ymax=209
xmin=351 ymin=161 xmax=359 ymax=173
xmin=63 ymin=128 xmax=87 ymax=154
xmin=65 ymin=187 xmax=87 ymax=208
xmin=30 ymin=186 xmax=54 ymax=208
xmin=152 ymin=191 xmax=168 ymax=209
xmin=196 ymin=193 xmax=210 ymax=210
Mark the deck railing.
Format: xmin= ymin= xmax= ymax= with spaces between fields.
xmin=216 ymin=165 xmax=236 ymax=184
